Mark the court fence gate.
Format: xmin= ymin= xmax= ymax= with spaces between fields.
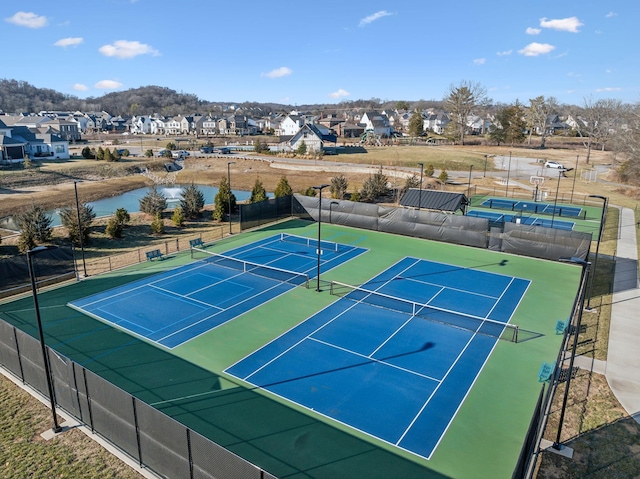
xmin=0 ymin=318 xmax=278 ymax=479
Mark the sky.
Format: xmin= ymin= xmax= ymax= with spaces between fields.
xmin=2 ymin=1 xmax=638 ymax=107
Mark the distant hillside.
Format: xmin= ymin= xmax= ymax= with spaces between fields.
xmin=0 ymin=79 xmax=444 ymax=117
xmin=0 ymin=79 xmax=291 ymax=116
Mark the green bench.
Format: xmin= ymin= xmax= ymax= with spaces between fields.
xmin=538 ymin=362 xmax=555 ymax=382
xmin=145 ymin=249 xmax=164 ymax=261
xmin=189 ymin=238 xmax=204 ymax=248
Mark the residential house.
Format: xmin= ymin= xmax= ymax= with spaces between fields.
xmin=280 ymin=113 xmax=305 ymax=136
xmin=422 ymin=111 xmax=450 ymax=134
xmin=288 ymin=123 xmax=337 ymax=153
xmin=130 ymin=115 xmax=154 ymax=135
xmin=0 ymin=121 xmax=69 ymax=162
xmin=360 ymin=111 xmax=393 ymax=137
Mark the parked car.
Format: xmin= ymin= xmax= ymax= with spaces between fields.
xmin=545 ymin=160 xmax=565 ymax=169
xmin=200 ymin=146 xmax=213 ymax=154
xmin=171 ymin=150 xmax=190 ymax=159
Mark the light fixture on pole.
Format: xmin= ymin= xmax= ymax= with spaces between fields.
xmin=586 ymin=195 xmax=607 ymax=310
xmin=27 ymin=245 xmax=63 ymax=434
xmin=74 ymin=181 xmax=87 ymax=278
xmin=417 ymin=163 xmax=424 ymax=210
xmin=227 ymin=161 xmax=236 ymax=235
xmin=329 ymin=201 xmax=339 ymax=224
xmin=312 ymin=184 xmax=329 ymax=292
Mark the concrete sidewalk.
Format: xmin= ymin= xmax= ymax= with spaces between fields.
xmin=605 ymin=207 xmax=640 ymax=422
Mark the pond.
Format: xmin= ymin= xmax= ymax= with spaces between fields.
xmin=0 ymin=184 xmax=253 ymax=231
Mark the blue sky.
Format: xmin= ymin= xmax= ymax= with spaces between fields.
xmin=2 ymin=1 xmax=637 ymax=106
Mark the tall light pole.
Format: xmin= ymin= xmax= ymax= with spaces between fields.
xmin=551 ymin=168 xmax=562 ymax=229
xmin=27 ymin=246 xmax=62 ymax=434
xmin=312 ymin=184 xmax=329 ymax=292
xmin=417 ymin=163 xmax=424 ymax=210
xmin=74 ymin=181 xmax=87 ymax=277
xmin=483 ymin=155 xmax=488 ymax=177
xmin=570 ymin=155 xmax=579 ymax=203
xmin=468 ymin=164 xmax=474 ymax=194
xmin=227 ymin=161 xmax=235 ymax=235
xmin=586 ymin=195 xmax=607 ymax=310
xmin=505 ymin=152 xmax=512 ymax=196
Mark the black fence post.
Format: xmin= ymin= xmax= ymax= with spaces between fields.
xmin=133 ymin=397 xmax=143 ymax=467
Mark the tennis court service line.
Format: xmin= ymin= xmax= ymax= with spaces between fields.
xmin=157 ymin=278 xmax=289 ymax=344
xmin=309 ymin=336 xmax=442 ymax=382
xmin=401 ymin=275 xmax=500 ymax=301
xmin=149 ymin=284 xmax=226 ymax=311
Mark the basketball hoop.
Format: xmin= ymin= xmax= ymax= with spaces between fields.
xmin=530 ymin=175 xmax=545 ymax=187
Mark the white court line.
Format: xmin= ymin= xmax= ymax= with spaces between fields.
xmin=395 ymin=325 xmax=477 ymax=446
xmin=157 ymin=276 xmax=286 ymax=344
xmin=309 ymin=336 xmax=441 ymax=383
xmin=484 ymin=277 xmax=515 ymax=319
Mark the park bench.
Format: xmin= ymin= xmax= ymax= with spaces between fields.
xmin=189 ymin=238 xmax=204 ymax=248
xmin=145 ymin=249 xmax=164 ymax=261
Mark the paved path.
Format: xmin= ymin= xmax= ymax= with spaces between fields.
xmin=605 ymin=207 xmax=640 ymax=422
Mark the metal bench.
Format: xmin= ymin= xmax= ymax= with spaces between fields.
xmin=189 ymin=238 xmax=204 ymax=248
xmin=538 ymin=362 xmax=555 ymax=383
xmin=145 ymin=249 xmax=164 ymax=261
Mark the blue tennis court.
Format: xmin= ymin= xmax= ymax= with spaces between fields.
xmin=481 ymin=198 xmax=583 ymax=218
xmin=468 ymin=210 xmax=575 ymax=230
xmin=225 ymin=257 xmax=530 ymax=460
xmin=68 ymin=234 xmax=367 ymax=348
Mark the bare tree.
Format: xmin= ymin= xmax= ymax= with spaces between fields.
xmin=525 ymin=96 xmax=558 ymax=148
xmin=612 ymin=102 xmax=640 ymax=184
xmin=571 ymin=97 xmax=622 ymax=164
xmin=443 ymin=81 xmax=489 ymax=145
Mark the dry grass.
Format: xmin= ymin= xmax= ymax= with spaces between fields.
xmin=0 ymin=374 xmax=143 ymax=479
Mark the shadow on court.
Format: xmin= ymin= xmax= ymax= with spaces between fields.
xmin=0 ymin=274 xmax=450 ymax=479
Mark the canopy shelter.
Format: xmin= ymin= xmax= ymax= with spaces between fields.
xmin=400 ymin=189 xmax=469 ymax=214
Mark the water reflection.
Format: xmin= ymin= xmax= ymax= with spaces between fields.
xmin=0 ymin=184 xmax=252 ymax=231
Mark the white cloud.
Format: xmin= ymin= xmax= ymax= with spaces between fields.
xmin=329 ymin=88 xmax=350 ymax=99
xmin=526 ymin=27 xmax=541 ymax=35
xmin=606 ymin=12 xmax=617 ymax=18
xmin=95 ymin=80 xmax=123 ymax=90
xmin=54 ymin=37 xmax=84 ymax=48
xmin=473 ymin=58 xmax=486 ymax=65
xmin=261 ymin=67 xmax=292 ymax=79
xmin=5 ymin=11 xmax=48 ymax=28
xmin=596 ymin=87 xmax=621 ymax=92
xmin=99 ymin=40 xmax=159 ymax=59
xmin=518 ymin=42 xmax=556 ymax=57
xmin=73 ymin=83 xmax=89 ymax=92
xmin=359 ymin=10 xmax=393 ymax=27
xmin=497 ymin=49 xmax=513 ymax=56
xmin=539 ymin=16 xmax=583 ymax=33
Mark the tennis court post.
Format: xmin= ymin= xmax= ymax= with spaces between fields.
xmin=313 ymin=184 xmax=329 ymax=292
xmin=227 ymin=161 xmax=235 ymax=234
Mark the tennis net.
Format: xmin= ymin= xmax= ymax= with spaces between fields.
xmin=192 ymin=247 xmax=309 ymax=288
xmin=330 ymin=280 xmax=519 ymax=342
xmin=280 ymin=233 xmax=339 ymax=252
